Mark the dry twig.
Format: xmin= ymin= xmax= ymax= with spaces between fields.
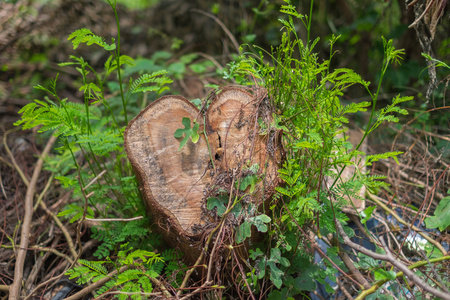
xmin=3 ymin=129 xmax=30 ymax=187
xmin=367 ymin=192 xmax=446 ymax=255
xmin=190 ymin=9 xmax=240 ymax=53
xmin=9 ymin=134 xmax=57 ymax=300
xmin=336 ymin=220 xmax=450 ymax=300
xmin=64 ymin=265 xmax=130 ymax=300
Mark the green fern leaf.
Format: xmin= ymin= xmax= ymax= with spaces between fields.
xmin=68 ymin=28 xmax=116 ymax=51
xmin=138 ymin=276 xmax=153 ymax=294
xmin=79 ymin=259 xmax=108 ymax=275
xmin=116 ymin=269 xmax=142 ymax=285
xmin=76 ymin=130 xmax=122 ymax=156
xmin=130 ymin=71 xmax=172 ymax=95
xmin=366 ymin=151 xmax=403 ymax=166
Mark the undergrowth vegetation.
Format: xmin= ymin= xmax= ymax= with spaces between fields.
xmin=10 ymin=0 xmax=450 ymax=299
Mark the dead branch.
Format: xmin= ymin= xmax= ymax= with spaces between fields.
xmin=3 ymin=129 xmax=30 ymax=187
xmin=84 ymin=216 xmax=143 ymax=222
xmin=39 ymin=198 xmax=78 ymax=260
xmin=190 ymin=9 xmax=239 ymax=53
xmin=64 ymin=265 xmax=130 ymax=300
xmin=335 ymin=220 xmax=450 ymax=300
xmin=9 ymin=134 xmax=57 ymax=300
xmin=367 ymin=192 xmax=446 ymax=255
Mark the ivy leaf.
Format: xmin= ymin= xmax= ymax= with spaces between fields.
xmin=257 ymin=259 xmax=267 ymax=279
xmin=239 ymin=175 xmax=259 ymax=192
xmin=249 ymin=248 xmax=264 ymax=260
xmin=269 ymin=264 xmax=283 ymax=289
xmin=269 ymin=247 xmax=290 ymax=267
xmin=207 ymin=196 xmax=227 ymax=216
xmin=174 ymin=117 xmax=200 ymax=151
xmin=425 ymin=192 xmax=450 ymax=231
xmin=235 ymin=221 xmax=252 ymax=244
xmin=268 ymin=248 xmax=289 ymax=288
xmin=249 ymin=214 xmax=271 ymax=233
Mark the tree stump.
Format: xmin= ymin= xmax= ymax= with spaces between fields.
xmin=124 ymin=87 xmax=281 ymax=262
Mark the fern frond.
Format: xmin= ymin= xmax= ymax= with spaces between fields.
xmin=96 ymin=279 xmax=115 ymax=296
xmin=340 ymin=101 xmax=371 ymax=115
xmin=116 ymin=269 xmax=142 ymax=285
xmin=120 ymin=249 xmax=163 ymax=266
xmin=68 ymin=28 xmax=116 ymax=51
xmin=77 ymin=129 xmax=122 ymax=156
xmin=79 ymin=259 xmax=108 ymax=275
xmin=112 ymin=54 xmax=135 ymax=68
xmin=366 ymin=151 xmax=403 ymax=166
xmin=392 ymin=94 xmax=413 ymax=106
xmin=138 ymin=276 xmax=153 ymax=293
xmin=130 ymin=71 xmax=172 ymax=94
xmin=324 ymin=68 xmax=370 ymax=90
xmin=15 ymin=98 xmax=92 ymax=137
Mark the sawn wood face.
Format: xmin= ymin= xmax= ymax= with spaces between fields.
xmin=124 ymin=87 xmax=281 ymax=243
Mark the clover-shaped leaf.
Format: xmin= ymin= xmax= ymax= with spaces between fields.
xmin=174 ymin=117 xmax=200 ymax=151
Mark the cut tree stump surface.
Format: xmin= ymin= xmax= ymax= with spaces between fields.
xmin=124 ymin=87 xmax=281 ymax=250
xmin=125 ymin=96 xmax=211 ymax=237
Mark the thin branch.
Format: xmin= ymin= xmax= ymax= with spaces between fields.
xmin=367 ymin=192 xmax=446 ymax=255
xmin=372 ymin=212 xmax=408 ymax=260
xmin=337 ymin=246 xmax=371 ymax=289
xmin=196 ymin=52 xmax=224 ymax=71
xmin=281 ymin=198 xmax=363 ymax=288
xmin=408 ymin=0 xmax=436 ymax=28
xmin=206 ymin=176 xmax=236 ymax=283
xmin=337 ymin=279 xmax=354 ymax=300
xmin=0 ymin=285 xmax=9 ymax=292
xmin=84 ymin=216 xmax=143 ymax=222
xmin=3 ymin=129 xmax=30 ymax=187
xmin=147 ymin=275 xmax=173 ymax=298
xmin=33 ymin=172 xmax=54 ymax=211
xmin=190 ymin=9 xmax=240 ymax=53
xmin=30 ymin=245 xmax=74 ymax=264
xmin=24 ymin=239 xmax=98 ymax=300
xmin=232 ymin=249 xmax=256 ymax=300
xmin=177 ymin=177 xmax=238 ymax=296
xmin=418 ymin=249 xmax=450 ymax=294
xmin=9 ymin=134 xmax=57 ymax=300
xmin=176 ymin=252 xmax=207 ymax=296
xmin=379 ymin=159 xmax=445 ymax=201
xmin=179 ymin=281 xmax=215 ymax=300
xmin=336 ymin=220 xmax=450 ymax=300
xmin=83 ymin=169 xmax=107 ymax=190
xmin=39 ymin=199 xmax=78 ymax=260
